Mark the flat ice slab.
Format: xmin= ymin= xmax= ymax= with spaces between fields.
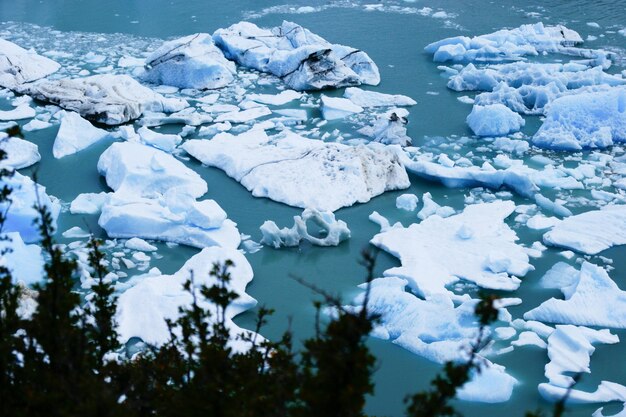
xmin=143 ymin=33 xmax=236 ymax=90
xmin=18 ymin=74 xmax=187 ymax=125
xmin=53 ymin=111 xmax=110 ymax=158
xmin=183 ymin=129 xmax=409 ymax=212
xmin=116 ymin=246 xmax=257 ymax=349
xmin=543 ymin=205 xmax=626 ymax=255
xmin=0 ymin=38 xmax=60 ymax=89
xmin=370 ymin=201 xmax=532 ymax=298
xmin=213 ymin=21 xmax=379 ymax=90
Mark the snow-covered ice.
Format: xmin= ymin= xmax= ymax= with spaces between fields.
xmin=0 ymin=232 xmax=44 ymax=285
xmin=320 ymin=95 xmax=363 ymax=120
xmin=396 ymin=194 xmax=419 ymax=211
xmin=53 ymin=111 xmax=110 ymax=158
xmin=344 ymin=87 xmax=416 ymax=107
xmin=466 ymin=104 xmax=525 ymax=136
xmin=0 ymin=38 xmax=60 ymax=89
xmin=183 ymin=129 xmax=409 ymax=212
xmin=0 ymin=136 xmax=40 ymax=169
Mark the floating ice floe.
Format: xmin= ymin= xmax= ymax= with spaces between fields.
xmin=70 ymin=192 xmax=109 ymax=214
xmin=466 ymin=104 xmax=525 ymax=136
xmin=52 ymin=111 xmax=110 ymax=158
xmin=349 ymin=277 xmax=517 ymax=403
xmin=0 ymin=104 xmax=36 ymax=121
xmin=137 ymin=126 xmax=182 ymax=152
xmin=320 ymin=95 xmax=363 ymax=120
xmin=371 ymin=201 xmax=532 ymax=297
xmin=116 ymin=246 xmax=257 ymax=349
xmin=0 ymin=172 xmax=60 ymax=243
xmin=0 ymin=38 xmax=60 ymax=89
xmin=97 ymin=142 xmax=239 ymax=249
xmin=396 ymin=193 xmax=419 ymax=211
xmin=0 ymin=136 xmax=40 ymax=169
xmin=425 ymin=22 xmax=583 ymax=63
xmin=247 ymin=90 xmax=302 ymax=105
xmin=0 ymin=232 xmax=44 ymax=284
xmin=344 ymin=87 xmax=416 ymax=107
xmin=213 ymin=21 xmax=380 ymax=90
xmin=525 ymin=262 xmax=626 ymax=328
xmin=538 ymin=325 xmax=626 ymax=404
xmin=417 ymin=192 xmax=455 ymax=220
xmin=143 ymin=33 xmax=236 ymax=90
xmin=543 ymin=205 xmax=626 ymax=255
xmin=17 ymin=74 xmax=187 ymax=125
xmin=183 ymin=129 xmax=409 ymax=212
xmin=260 ymin=208 xmax=350 ymax=248
xmin=358 ymin=108 xmax=411 ymax=146
xmin=533 ymin=87 xmax=626 ymax=150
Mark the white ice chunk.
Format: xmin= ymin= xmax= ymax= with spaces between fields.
xmin=396 ymin=194 xmax=419 ymax=211
xmin=183 ymin=129 xmax=409 ymax=212
xmin=371 ymin=201 xmax=532 ymax=297
xmin=125 ymin=237 xmax=158 ymax=252
xmin=260 ymin=208 xmax=350 ymax=248
xmin=344 ymin=87 xmax=416 ymax=107
xmin=143 ymin=33 xmax=236 ymax=90
xmin=417 ymin=192 xmax=455 ymax=220
xmin=358 ymin=109 xmax=411 ymax=146
xmin=0 ymin=104 xmax=35 ymax=121
xmin=70 ymin=192 xmax=110 ymax=214
xmin=137 ymin=126 xmax=182 ymax=152
xmin=0 ymin=38 xmax=60 ymax=89
xmin=0 ymin=136 xmax=40 ymax=169
xmin=53 ymin=111 xmax=110 ymax=158
xmin=543 ymin=205 xmax=626 ymax=255
xmin=0 ymin=232 xmax=44 ymax=284
xmin=525 ymin=262 xmax=626 ymax=328
xmin=466 ymin=104 xmax=525 ymax=137
xmin=320 ymin=95 xmax=363 ymax=120
xmin=248 ymin=90 xmax=302 ymax=105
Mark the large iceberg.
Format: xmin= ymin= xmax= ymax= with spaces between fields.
xmin=17 ymin=74 xmax=187 ymax=125
xmin=97 ymin=142 xmax=239 ymax=249
xmin=370 ymin=201 xmax=532 ymax=297
xmin=116 ymin=246 xmax=257 ymax=349
xmin=425 ymin=23 xmax=583 ymax=63
xmin=183 ymin=129 xmax=409 ymax=212
xmin=0 ymin=38 xmax=60 ymax=89
xmin=543 ymin=205 xmax=626 ymax=255
xmin=524 ymin=262 xmax=626 ymax=329
xmin=53 ymin=111 xmax=110 ymax=158
xmin=260 ymin=208 xmax=350 ymax=248
xmin=143 ymin=33 xmax=236 ymax=90
xmin=0 ymin=172 xmax=60 ymax=243
xmin=532 ymin=87 xmax=626 ymax=150
xmin=213 ymin=21 xmax=379 ymax=90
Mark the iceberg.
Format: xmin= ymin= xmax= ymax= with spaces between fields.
xmin=0 ymin=172 xmax=60 ymax=243
xmin=425 ymin=22 xmax=583 ymax=63
xmin=344 ymin=87 xmax=416 ymax=107
xmin=0 ymin=104 xmax=36 ymax=121
xmin=466 ymin=104 xmax=525 ymax=137
xmin=213 ymin=21 xmax=379 ymax=90
xmin=260 ymin=208 xmax=350 ymax=248
xmin=137 ymin=126 xmax=182 ymax=152
xmin=0 ymin=136 xmax=40 ymax=169
xmin=183 ymin=129 xmax=409 ymax=212
xmin=543 ymin=205 xmax=626 ymax=255
xmin=358 ymin=109 xmax=411 ymax=146
xmin=532 ymin=87 xmax=626 ymax=150
xmin=143 ymin=33 xmax=236 ymax=90
xmin=0 ymin=232 xmax=44 ymax=285
xmin=396 ymin=194 xmax=419 ymax=211
xmin=524 ymin=262 xmax=626 ymax=329
xmin=320 ymin=95 xmax=363 ymax=120
xmin=52 ymin=111 xmax=110 ymax=158
xmin=116 ymin=246 xmax=257 ymax=349
xmin=0 ymin=38 xmax=60 ymax=89
xmin=17 ymin=74 xmax=187 ymax=125
xmin=371 ymin=201 xmax=532 ymax=297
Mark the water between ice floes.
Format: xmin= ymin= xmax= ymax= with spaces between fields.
xmin=2 ymin=0 xmax=626 ymax=416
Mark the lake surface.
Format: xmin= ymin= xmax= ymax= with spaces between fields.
xmin=2 ymin=1 xmax=626 ymax=416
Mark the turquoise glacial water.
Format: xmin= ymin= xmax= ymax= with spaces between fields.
xmin=2 ymin=1 xmax=626 ymax=416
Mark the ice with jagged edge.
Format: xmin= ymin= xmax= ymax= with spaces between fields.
xmin=358 ymin=108 xmax=412 ymax=146
xmin=0 ymin=132 xmax=40 ymax=169
xmin=0 ymin=172 xmax=60 ymax=243
xmin=370 ymin=200 xmax=533 ymax=298
xmin=466 ymin=104 xmax=525 ymax=136
xmin=260 ymin=208 xmax=350 ymax=248
xmin=183 ymin=129 xmax=410 ymax=212
xmin=524 ymin=262 xmax=626 ymax=329
xmin=17 ymin=74 xmax=187 ymax=125
xmin=538 ymin=325 xmax=626 ymax=405
xmin=96 ymin=141 xmax=240 ymax=249
xmin=53 ymin=110 xmax=111 ymax=158
xmin=0 ymin=38 xmax=60 ymax=89
xmin=0 ymin=232 xmax=44 ymax=285
xmin=425 ymin=22 xmax=584 ymax=63
xmin=116 ymin=246 xmax=258 ymax=350
xmin=142 ymin=33 xmax=236 ymax=90
xmin=213 ymin=21 xmax=379 ymax=90
xmin=543 ymin=205 xmax=626 ymax=255
xmin=348 ymin=276 xmax=517 ymax=403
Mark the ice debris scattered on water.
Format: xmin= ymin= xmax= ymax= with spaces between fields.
xmin=260 ymin=208 xmax=350 ymax=248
